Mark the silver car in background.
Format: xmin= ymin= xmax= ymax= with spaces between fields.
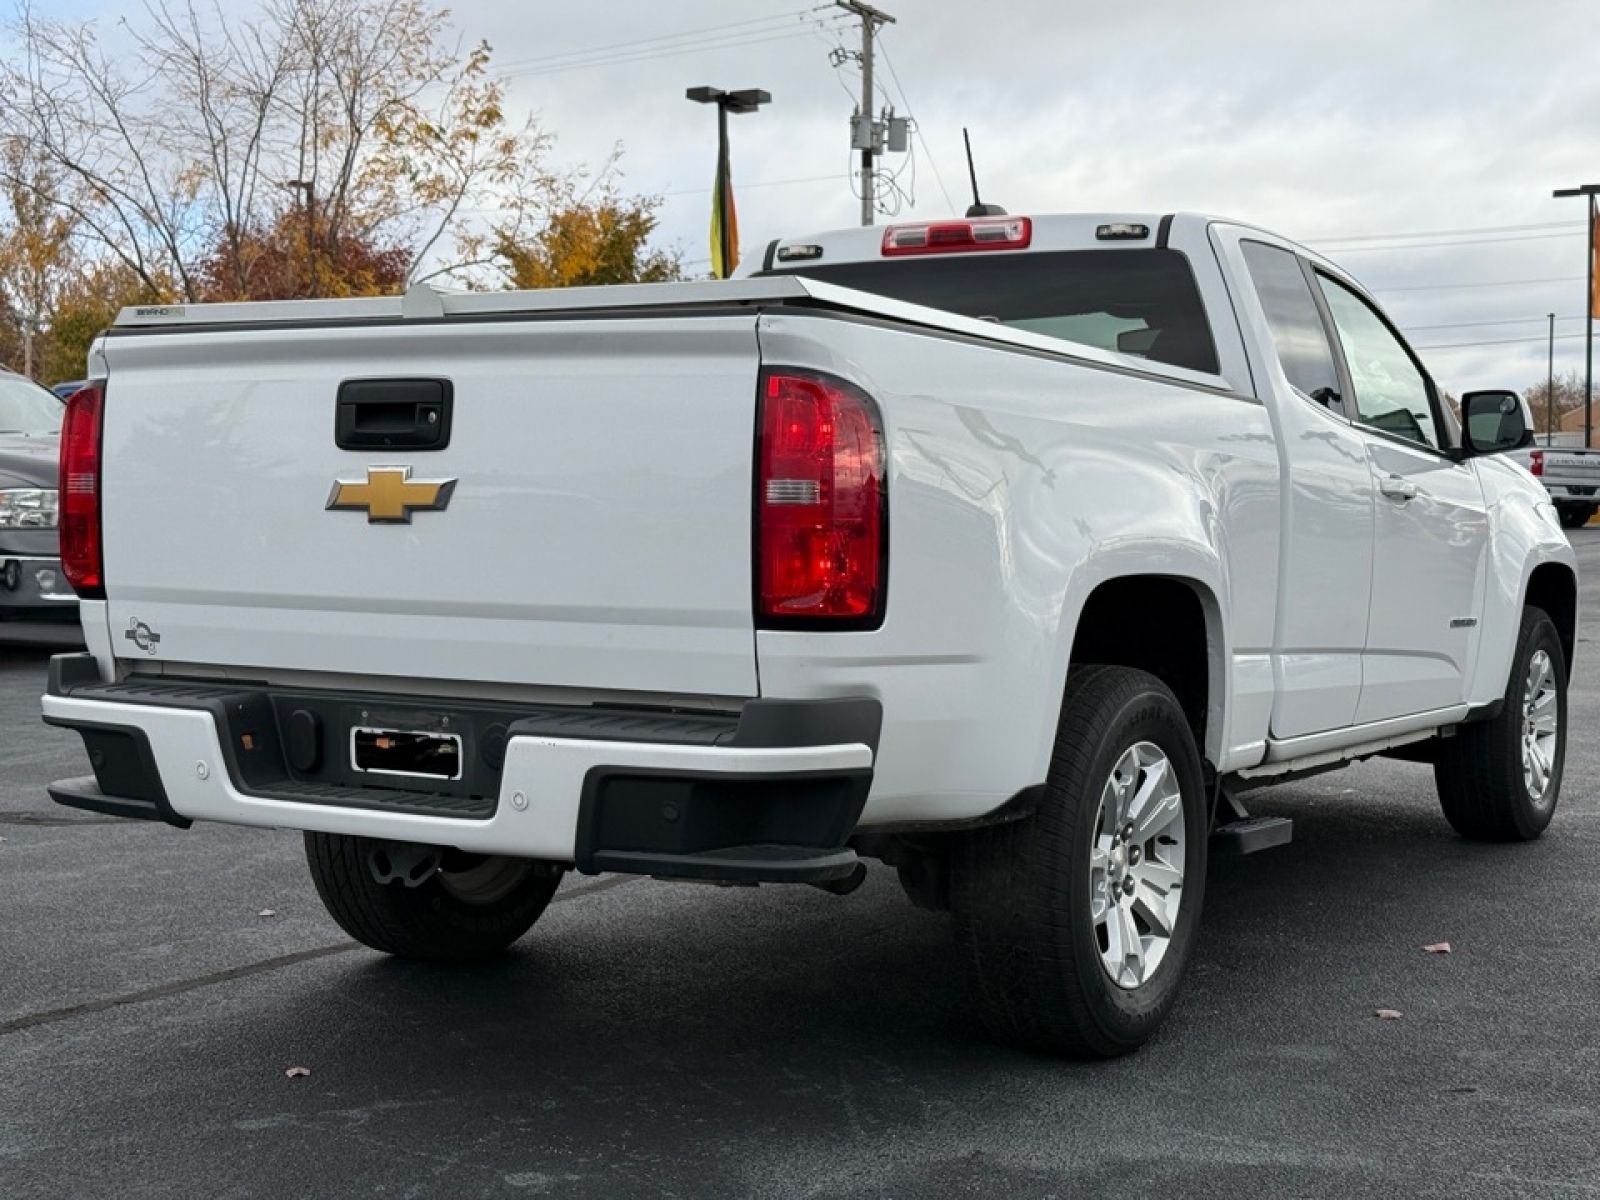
xmin=0 ymin=368 xmax=76 ymax=632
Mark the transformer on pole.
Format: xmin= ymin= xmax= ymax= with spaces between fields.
xmin=835 ymin=1 xmax=900 ymax=226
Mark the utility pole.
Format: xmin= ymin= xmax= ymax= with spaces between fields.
xmin=836 ymin=1 xmax=895 ymax=226
xmin=1553 ymin=184 xmax=1599 ymax=448
xmin=1548 ymin=312 xmax=1556 ymax=446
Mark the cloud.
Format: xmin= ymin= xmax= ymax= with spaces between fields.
xmin=57 ymin=0 xmax=1600 ymax=395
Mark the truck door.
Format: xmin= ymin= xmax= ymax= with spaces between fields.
xmin=1233 ymin=239 xmax=1376 ymax=739
xmin=1311 ymin=274 xmax=1489 ymax=723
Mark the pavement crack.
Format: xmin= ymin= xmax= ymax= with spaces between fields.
xmin=0 ymin=943 xmax=359 ymax=1038
xmin=555 ymin=874 xmax=636 ymax=902
xmin=0 ymin=872 xmax=637 ymax=1037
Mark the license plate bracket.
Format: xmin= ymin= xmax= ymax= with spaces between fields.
xmin=351 ymin=727 xmax=464 ymax=781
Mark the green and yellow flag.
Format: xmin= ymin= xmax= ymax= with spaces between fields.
xmin=710 ymin=139 xmax=738 ymax=279
xmin=1592 ymin=213 xmax=1599 ymax=320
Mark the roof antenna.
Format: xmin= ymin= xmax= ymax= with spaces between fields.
xmin=963 ymin=127 xmax=1007 ymax=218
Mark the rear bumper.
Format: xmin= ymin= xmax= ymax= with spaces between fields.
xmin=42 ymin=654 xmax=878 ymax=883
xmin=0 ymin=555 xmax=76 ymax=616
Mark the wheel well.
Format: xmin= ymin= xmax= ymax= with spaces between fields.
xmin=1525 ymin=564 xmax=1577 ymax=670
xmin=1069 ymin=577 xmax=1211 ymax=748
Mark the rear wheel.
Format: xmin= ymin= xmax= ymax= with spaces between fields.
xmin=304 ymin=832 xmax=565 ymax=961
xmin=953 ymin=666 xmax=1207 ymax=1058
xmin=1433 ymin=606 xmax=1566 ymax=841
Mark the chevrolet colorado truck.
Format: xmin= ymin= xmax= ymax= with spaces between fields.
xmin=42 ymin=213 xmax=1576 ymax=1057
xmin=1506 ymin=444 xmax=1600 ymax=528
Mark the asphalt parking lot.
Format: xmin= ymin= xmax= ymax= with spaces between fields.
xmin=3 ymin=539 xmax=1599 ymax=1200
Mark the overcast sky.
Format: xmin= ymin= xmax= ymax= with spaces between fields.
xmin=58 ymin=0 xmax=1600 ymax=396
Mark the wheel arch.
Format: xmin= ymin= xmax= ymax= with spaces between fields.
xmin=1066 ymin=573 xmax=1225 ymax=765
xmin=1524 ymin=562 xmax=1577 ymax=671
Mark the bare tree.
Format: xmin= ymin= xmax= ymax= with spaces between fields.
xmin=0 ymin=137 xmax=77 ymax=378
xmin=1525 ymin=370 xmax=1590 ymax=435
xmin=0 ymin=0 xmax=560 ymax=301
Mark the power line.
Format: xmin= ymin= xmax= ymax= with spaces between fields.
xmin=1307 ymin=220 xmax=1583 ymax=245
xmin=659 ymin=173 xmax=841 ymax=198
xmin=1324 ymin=229 xmax=1585 ymax=253
xmin=1373 ymin=275 xmax=1584 ymax=294
xmin=494 ymin=29 xmax=838 ymax=80
xmin=1403 ymin=314 xmax=1586 ymax=332
xmin=1415 ymin=333 xmax=1589 ymax=351
xmin=492 ymin=8 xmax=832 ymax=71
xmin=876 ymin=40 xmax=954 ymax=214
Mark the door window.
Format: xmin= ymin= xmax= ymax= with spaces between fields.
xmin=1316 ymin=275 xmax=1440 ymax=451
xmin=1240 ymin=241 xmax=1343 ymax=413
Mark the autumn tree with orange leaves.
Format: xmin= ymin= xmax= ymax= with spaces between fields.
xmin=0 ymin=0 xmax=678 ymax=375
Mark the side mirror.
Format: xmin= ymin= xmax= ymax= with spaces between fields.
xmin=1460 ymin=389 xmax=1533 ymax=456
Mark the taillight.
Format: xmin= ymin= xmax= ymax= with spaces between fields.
xmin=757 ymin=371 xmax=886 ymax=626
xmin=882 ymin=216 xmax=1032 ymax=256
xmin=1529 ymin=450 xmax=1544 ymax=477
xmin=60 ymin=384 xmax=104 ymax=598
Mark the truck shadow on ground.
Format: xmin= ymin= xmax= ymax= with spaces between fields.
xmin=15 ymin=770 xmax=1594 ymax=1199
xmin=260 ymin=773 xmax=1571 ymax=1081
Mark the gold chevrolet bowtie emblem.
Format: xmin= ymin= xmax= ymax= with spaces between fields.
xmin=326 ymin=467 xmax=457 ymax=524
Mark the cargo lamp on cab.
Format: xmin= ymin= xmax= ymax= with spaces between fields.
xmin=881 ymin=216 xmax=1032 ymax=257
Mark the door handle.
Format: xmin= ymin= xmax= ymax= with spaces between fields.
xmin=1378 ymin=474 xmax=1418 ymax=501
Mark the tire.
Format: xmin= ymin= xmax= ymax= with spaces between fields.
xmin=304 ymin=833 xmax=565 ymax=961
xmin=952 ymin=666 xmax=1208 ymax=1058
xmin=1434 ymin=606 xmax=1567 ymax=842
xmin=1557 ymin=504 xmax=1595 ymax=529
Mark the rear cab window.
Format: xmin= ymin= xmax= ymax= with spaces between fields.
xmin=758 ymin=249 xmax=1220 ymax=376
xmin=1240 ymin=240 xmax=1345 ymax=415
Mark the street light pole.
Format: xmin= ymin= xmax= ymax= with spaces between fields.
xmin=686 ymin=87 xmax=771 ymax=279
xmin=1553 ymin=183 xmax=1599 ymax=448
xmin=714 ymin=101 xmax=730 ymax=274
xmin=284 ymin=178 xmax=315 ymax=298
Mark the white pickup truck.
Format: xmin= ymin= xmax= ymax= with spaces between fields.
xmin=43 ymin=212 xmax=1576 ymax=1058
xmin=1505 ymin=444 xmax=1600 ymax=528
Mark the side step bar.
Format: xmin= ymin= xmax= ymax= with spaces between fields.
xmin=1210 ymin=785 xmax=1293 ymax=856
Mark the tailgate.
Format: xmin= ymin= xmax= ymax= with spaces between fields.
xmin=1544 ymin=451 xmax=1600 ymax=485
xmin=98 ymin=315 xmax=762 ymax=697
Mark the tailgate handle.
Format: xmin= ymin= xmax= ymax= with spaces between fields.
xmin=336 ymin=379 xmax=453 ymax=451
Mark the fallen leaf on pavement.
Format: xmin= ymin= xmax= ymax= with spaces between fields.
xmin=284 ymin=1066 xmax=311 ymax=1078
xmin=1422 ymin=942 xmax=1451 ymax=954
xmin=258 ymin=908 xmax=277 ymax=918
xmin=1375 ymin=1008 xmax=1403 ymax=1020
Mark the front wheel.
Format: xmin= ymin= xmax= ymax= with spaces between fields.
xmin=1433 ymin=606 xmax=1566 ymax=841
xmin=304 ymin=833 xmax=565 ymax=961
xmin=952 ymin=666 xmax=1208 ymax=1058
xmin=1557 ymin=503 xmax=1595 ymax=530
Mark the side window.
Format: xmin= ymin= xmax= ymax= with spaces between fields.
xmin=1240 ymin=240 xmax=1343 ymax=412
xmin=1315 ymin=275 xmax=1440 ymax=451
